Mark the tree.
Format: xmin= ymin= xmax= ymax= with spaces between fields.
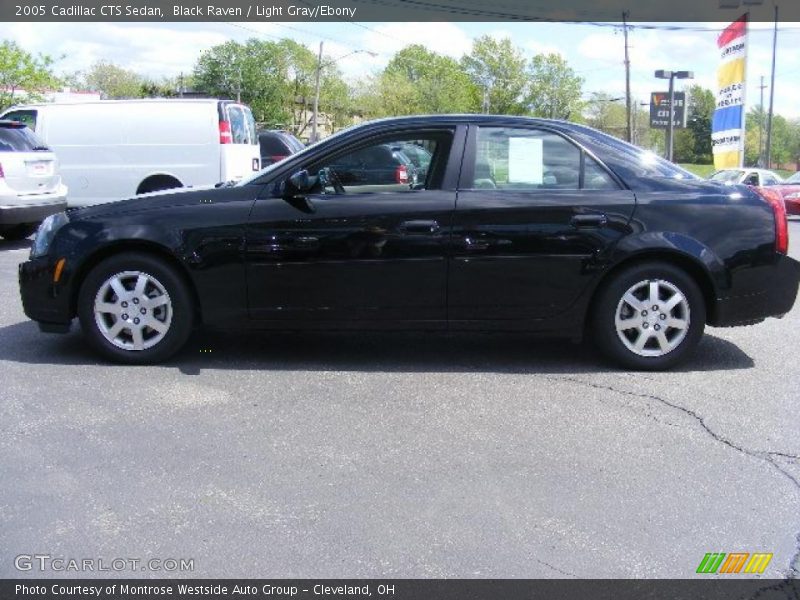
xmin=84 ymin=61 xmax=143 ymax=99
xmin=461 ymin=36 xmax=527 ymax=115
xmin=0 ymin=40 xmax=58 ymax=110
xmin=584 ymin=92 xmax=627 ymax=136
xmin=382 ymin=45 xmax=478 ymax=115
xmin=194 ymin=39 xmax=291 ymax=126
xmin=525 ymin=53 xmax=584 ymax=120
xmin=673 ymin=85 xmax=715 ymax=164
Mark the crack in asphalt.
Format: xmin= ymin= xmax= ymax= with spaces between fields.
xmin=535 ymin=558 xmax=584 ymax=579
xmin=550 ymin=375 xmax=800 ymax=579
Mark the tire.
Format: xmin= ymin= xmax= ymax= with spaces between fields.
xmin=1 ymin=223 xmax=38 ymax=241
xmin=77 ymin=252 xmax=194 ymax=364
xmin=591 ymin=261 xmax=706 ymax=370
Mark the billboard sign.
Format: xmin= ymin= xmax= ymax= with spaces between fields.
xmin=649 ymin=92 xmax=687 ymax=129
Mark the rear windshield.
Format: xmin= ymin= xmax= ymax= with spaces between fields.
xmin=0 ymin=126 xmax=48 ymax=152
xmin=260 ymin=133 xmax=292 ymax=155
xmin=2 ymin=109 xmax=37 ymax=130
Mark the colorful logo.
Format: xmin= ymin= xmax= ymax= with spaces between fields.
xmin=696 ymin=552 xmax=773 ymax=574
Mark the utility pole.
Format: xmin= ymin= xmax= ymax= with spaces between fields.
xmin=482 ymin=87 xmax=489 ymax=114
xmin=311 ymin=41 xmax=324 ymax=144
xmin=765 ymin=4 xmax=778 ymax=169
xmin=623 ymin=11 xmax=632 ymax=143
xmin=758 ymin=75 xmax=767 ymax=166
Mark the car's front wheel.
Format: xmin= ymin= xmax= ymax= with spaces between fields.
xmin=591 ymin=261 xmax=705 ymax=370
xmin=77 ymin=253 xmax=194 ymax=364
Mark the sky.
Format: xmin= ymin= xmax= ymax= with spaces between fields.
xmin=2 ymin=20 xmax=799 ymax=118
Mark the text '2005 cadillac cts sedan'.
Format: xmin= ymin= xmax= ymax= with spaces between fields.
xmin=18 ymin=115 xmax=800 ymax=369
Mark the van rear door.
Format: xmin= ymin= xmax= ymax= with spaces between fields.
xmin=219 ymin=102 xmax=260 ymax=183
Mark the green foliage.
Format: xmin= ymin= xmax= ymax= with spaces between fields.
xmin=84 ymin=60 xmax=143 ymax=99
xmin=193 ymin=38 xmax=355 ymax=134
xmin=673 ymin=85 xmax=715 ymax=164
xmin=461 ymin=36 xmax=528 ymax=115
xmin=0 ymin=40 xmax=58 ymax=110
xmin=194 ymin=39 xmax=291 ymax=127
xmin=526 ymin=53 xmax=584 ymax=119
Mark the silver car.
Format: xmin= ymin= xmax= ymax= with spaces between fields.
xmin=0 ymin=120 xmax=68 ymax=241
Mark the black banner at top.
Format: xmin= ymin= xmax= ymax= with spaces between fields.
xmin=3 ymin=579 xmax=800 ymax=600
xmin=3 ymin=0 xmax=799 ymax=22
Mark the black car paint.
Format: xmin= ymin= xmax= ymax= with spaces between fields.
xmin=19 ymin=115 xmax=800 ymax=339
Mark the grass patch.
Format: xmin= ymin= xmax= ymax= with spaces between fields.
xmin=680 ymin=163 xmax=795 ymax=179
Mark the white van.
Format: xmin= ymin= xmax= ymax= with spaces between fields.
xmin=0 ymin=99 xmax=261 ymax=207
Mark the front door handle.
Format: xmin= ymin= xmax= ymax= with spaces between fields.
xmin=570 ymin=213 xmax=608 ymax=228
xmin=463 ymin=236 xmax=490 ymax=251
xmin=400 ymin=220 xmax=440 ymax=234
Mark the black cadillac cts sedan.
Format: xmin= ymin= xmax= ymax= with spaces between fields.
xmin=18 ymin=115 xmax=800 ymax=369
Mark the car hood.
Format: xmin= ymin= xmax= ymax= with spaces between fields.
xmin=66 ymin=184 xmax=225 ymax=220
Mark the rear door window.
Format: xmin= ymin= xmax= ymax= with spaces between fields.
xmin=468 ymin=126 xmax=619 ymax=191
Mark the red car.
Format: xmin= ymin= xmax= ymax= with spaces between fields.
xmin=773 ymin=171 xmax=800 ymax=216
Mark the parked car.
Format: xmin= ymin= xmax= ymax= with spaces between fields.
xmin=771 ymin=171 xmax=800 ymax=215
xmin=391 ymin=142 xmax=433 ymax=181
xmin=19 ymin=115 xmax=799 ymax=369
xmin=1 ymin=99 xmax=260 ymax=207
xmin=0 ymin=120 xmax=67 ymax=241
xmin=327 ymin=144 xmax=418 ymax=190
xmin=709 ymin=168 xmax=783 ymax=187
xmin=258 ymin=130 xmax=304 ymax=166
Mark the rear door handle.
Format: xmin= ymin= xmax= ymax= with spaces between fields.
xmin=570 ymin=213 xmax=608 ymax=228
xmin=400 ymin=220 xmax=440 ymax=234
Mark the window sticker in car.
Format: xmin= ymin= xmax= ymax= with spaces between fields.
xmin=508 ymin=137 xmax=543 ymax=184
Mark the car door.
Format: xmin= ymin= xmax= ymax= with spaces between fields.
xmin=245 ymin=126 xmax=465 ymax=326
xmin=449 ymin=124 xmax=636 ymax=324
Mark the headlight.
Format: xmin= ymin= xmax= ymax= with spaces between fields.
xmin=31 ymin=212 xmax=69 ymax=258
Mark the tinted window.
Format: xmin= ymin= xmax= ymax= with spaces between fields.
xmin=0 ymin=126 xmax=47 ymax=152
xmin=313 ymin=135 xmax=449 ymax=194
xmin=3 ymin=110 xmax=37 ymax=129
xmin=470 ymin=127 xmax=618 ymax=191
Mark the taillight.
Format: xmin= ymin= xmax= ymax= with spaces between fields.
xmin=754 ymin=187 xmax=789 ymax=254
xmin=395 ymin=165 xmax=408 ymax=184
xmin=219 ymin=121 xmax=232 ymax=144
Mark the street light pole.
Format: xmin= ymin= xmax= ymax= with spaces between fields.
xmin=311 ymin=41 xmax=323 ymax=144
xmin=667 ymin=73 xmax=676 ymax=162
xmin=655 ymin=69 xmax=693 ymax=162
xmin=765 ymin=3 xmax=778 ymax=168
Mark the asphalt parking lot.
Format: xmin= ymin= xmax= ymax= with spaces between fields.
xmin=1 ymin=223 xmax=799 ymax=579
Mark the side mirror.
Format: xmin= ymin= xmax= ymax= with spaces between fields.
xmin=288 ymin=169 xmax=311 ymax=194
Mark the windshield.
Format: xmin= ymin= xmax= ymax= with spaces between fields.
xmin=710 ymin=170 xmax=744 ymax=183
xmin=238 ymin=123 xmax=361 ymax=186
xmin=785 ymin=171 xmax=800 ymax=184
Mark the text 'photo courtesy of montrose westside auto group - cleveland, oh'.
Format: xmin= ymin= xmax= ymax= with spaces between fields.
xmin=1 ymin=0 xmax=800 ymax=597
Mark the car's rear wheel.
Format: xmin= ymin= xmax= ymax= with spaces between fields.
xmin=0 ymin=223 xmax=38 ymax=241
xmin=77 ymin=253 xmax=194 ymax=364
xmin=591 ymin=261 xmax=705 ymax=370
